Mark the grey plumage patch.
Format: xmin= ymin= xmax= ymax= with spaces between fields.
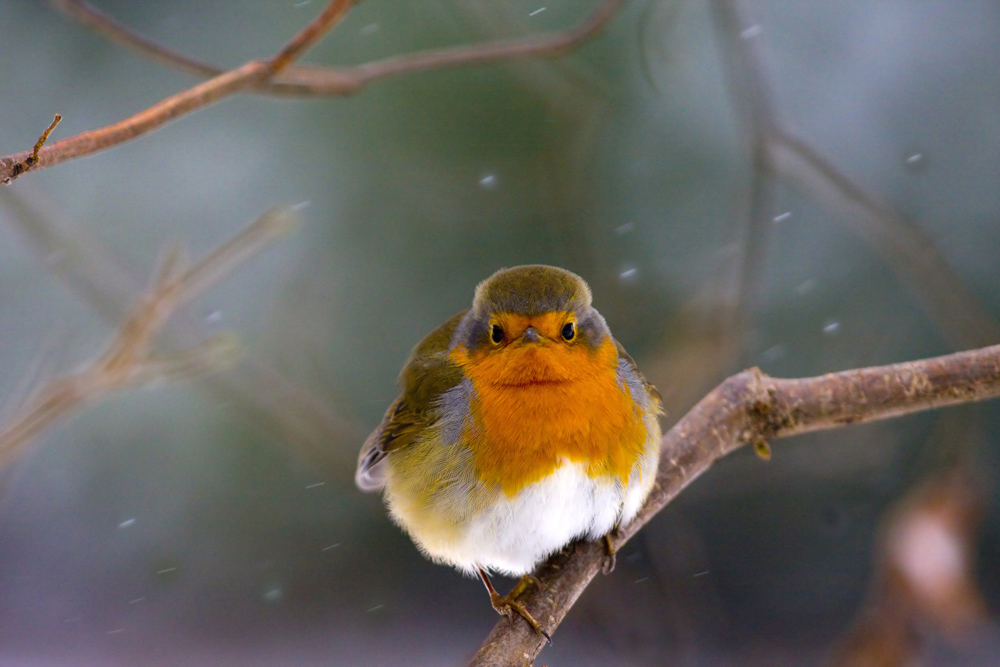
xmin=617 ymin=356 xmax=651 ymax=411
xmin=434 ymin=379 xmax=474 ymax=447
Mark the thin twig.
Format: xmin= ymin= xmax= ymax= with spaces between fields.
xmin=471 ymin=343 xmax=1000 ymax=666
xmin=50 ymin=0 xmax=221 ymax=77
xmin=27 ymin=115 xmax=62 ymax=167
xmin=267 ymin=0 xmax=357 ymax=73
xmin=0 ymin=115 xmax=62 ymax=185
xmin=709 ymin=0 xmax=778 ymax=337
xmin=343 ymin=0 xmax=625 ymax=86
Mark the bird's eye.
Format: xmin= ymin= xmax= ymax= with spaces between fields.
xmin=490 ymin=324 xmax=504 ymax=344
xmin=561 ymin=321 xmax=576 ymax=341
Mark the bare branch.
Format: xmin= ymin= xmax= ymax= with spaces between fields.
xmin=471 ymin=343 xmax=1000 ymax=666
xmin=4 ymin=0 xmax=626 ymax=183
xmin=54 ymin=0 xmax=625 ymax=95
xmin=709 ymin=0 xmax=779 ymax=333
xmin=1 ymin=1 xmax=357 ymax=183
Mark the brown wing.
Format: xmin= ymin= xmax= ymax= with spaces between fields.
xmin=355 ymin=310 xmax=468 ymax=492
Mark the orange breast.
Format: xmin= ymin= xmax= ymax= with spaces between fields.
xmin=450 ymin=338 xmax=648 ymax=497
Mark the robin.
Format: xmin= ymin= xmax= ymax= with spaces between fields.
xmin=356 ymin=265 xmax=662 ymax=638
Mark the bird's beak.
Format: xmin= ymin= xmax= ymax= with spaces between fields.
xmin=521 ymin=326 xmax=541 ymax=343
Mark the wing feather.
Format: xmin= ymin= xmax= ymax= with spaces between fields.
xmin=355 ymin=310 xmax=467 ymax=491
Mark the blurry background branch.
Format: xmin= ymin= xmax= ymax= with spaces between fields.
xmin=0 ymin=191 xmax=359 ymax=478
xmin=711 ymin=0 xmax=1000 ymax=352
xmin=473 ymin=343 xmax=1000 ymax=665
xmin=0 ymin=206 xmax=293 ymax=471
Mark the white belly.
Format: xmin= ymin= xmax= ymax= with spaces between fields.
xmin=406 ymin=458 xmax=655 ymax=577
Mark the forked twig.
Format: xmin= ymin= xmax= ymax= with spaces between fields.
xmin=0 ymin=115 xmax=61 ymax=185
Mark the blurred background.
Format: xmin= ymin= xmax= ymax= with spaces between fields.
xmin=1 ymin=1 xmax=999 ymax=664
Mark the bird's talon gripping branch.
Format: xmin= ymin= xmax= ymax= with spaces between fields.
xmin=518 ymin=572 xmax=547 ymax=595
xmin=602 ymin=532 xmax=618 ymax=574
xmin=478 ymin=568 xmax=551 ymax=643
xmin=753 ymin=438 xmax=772 ymax=461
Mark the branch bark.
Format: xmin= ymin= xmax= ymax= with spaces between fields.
xmin=471 ymin=343 xmax=1000 ymax=666
xmin=2 ymin=0 xmax=627 ymax=184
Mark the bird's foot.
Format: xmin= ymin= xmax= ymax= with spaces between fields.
xmin=602 ymin=531 xmax=618 ymax=574
xmin=479 ymin=569 xmax=551 ymax=643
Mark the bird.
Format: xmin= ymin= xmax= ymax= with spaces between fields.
xmin=355 ymin=264 xmax=662 ymax=638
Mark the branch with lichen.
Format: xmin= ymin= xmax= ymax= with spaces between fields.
xmin=471 ymin=343 xmax=1000 ymax=666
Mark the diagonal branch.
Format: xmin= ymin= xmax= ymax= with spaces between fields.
xmin=1 ymin=0 xmax=359 ymax=183
xmin=768 ymin=130 xmax=1000 ymax=349
xmin=471 ymin=342 xmax=1000 ymax=666
xmin=267 ymin=0 xmax=356 ymax=73
xmin=51 ymin=0 xmax=222 ymax=78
